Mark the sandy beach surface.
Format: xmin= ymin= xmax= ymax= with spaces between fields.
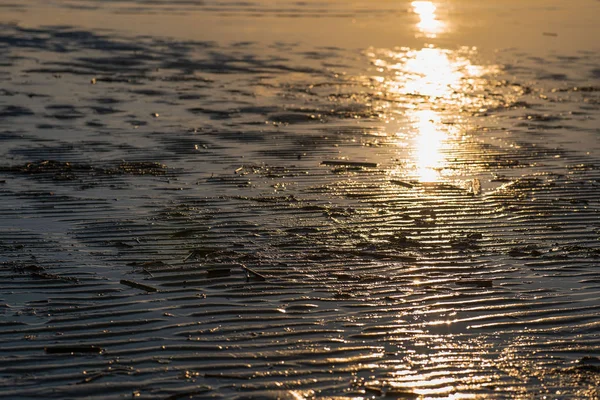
xmin=1 ymin=1 xmax=600 ymax=398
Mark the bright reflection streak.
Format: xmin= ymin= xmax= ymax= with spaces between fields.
xmin=383 ymin=47 xmax=492 ymax=104
xmin=369 ymin=46 xmax=498 ymax=182
xmin=413 ymin=110 xmax=445 ymax=182
xmin=412 ymin=1 xmax=444 ymax=38
xmin=404 ymin=48 xmax=461 ymax=98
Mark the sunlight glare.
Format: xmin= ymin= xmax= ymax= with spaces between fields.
xmin=412 ymin=1 xmax=444 ymax=38
xmin=413 ymin=110 xmax=445 ymax=182
xmin=404 ymin=48 xmax=461 ymax=98
xmin=369 ymin=46 xmax=498 ymax=183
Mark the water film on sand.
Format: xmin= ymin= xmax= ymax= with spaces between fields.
xmin=1 ymin=1 xmax=600 ymax=399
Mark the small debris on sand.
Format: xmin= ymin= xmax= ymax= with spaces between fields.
xmin=0 ymin=160 xmax=170 ymax=177
xmin=241 ymin=264 xmax=267 ymax=281
xmin=31 ymin=272 xmax=79 ymax=283
xmin=390 ymin=179 xmax=415 ymax=188
xmin=120 ymin=279 xmax=158 ymax=292
xmin=321 ymin=160 xmax=379 ymax=168
xmin=455 ymin=279 xmax=493 ymax=288
xmin=45 ymin=345 xmax=104 ymax=354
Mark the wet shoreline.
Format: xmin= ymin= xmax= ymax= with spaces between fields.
xmin=1 ymin=1 xmax=600 ymax=399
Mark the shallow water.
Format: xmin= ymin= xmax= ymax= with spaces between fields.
xmin=1 ymin=1 xmax=600 ymax=399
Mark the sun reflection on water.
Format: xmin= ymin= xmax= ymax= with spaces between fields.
xmin=369 ymin=46 xmax=498 ymax=182
xmin=405 ymin=48 xmax=460 ymax=98
xmin=412 ymin=1 xmax=444 ymax=38
xmin=354 ymin=4 xmax=510 ymax=397
xmin=413 ymin=110 xmax=446 ymax=182
xmin=381 ymin=46 xmax=493 ymax=104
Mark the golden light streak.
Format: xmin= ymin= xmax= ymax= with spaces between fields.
xmin=412 ymin=1 xmax=444 ymax=38
xmin=413 ymin=109 xmax=445 ymax=182
xmin=369 ymin=46 xmax=498 ymax=182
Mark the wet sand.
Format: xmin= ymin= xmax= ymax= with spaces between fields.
xmin=1 ymin=1 xmax=600 ymax=399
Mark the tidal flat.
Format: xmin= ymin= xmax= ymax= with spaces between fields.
xmin=1 ymin=1 xmax=600 ymax=399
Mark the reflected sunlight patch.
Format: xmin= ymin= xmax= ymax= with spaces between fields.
xmin=376 ymin=46 xmax=497 ymax=103
xmin=412 ymin=1 xmax=445 ymax=38
xmin=366 ymin=46 xmax=500 ymax=182
xmin=413 ymin=110 xmax=446 ymax=182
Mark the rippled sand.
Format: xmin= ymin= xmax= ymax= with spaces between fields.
xmin=1 ymin=1 xmax=600 ymax=399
